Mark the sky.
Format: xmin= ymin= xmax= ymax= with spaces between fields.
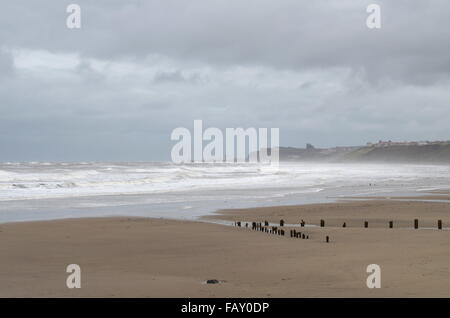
xmin=1 ymin=0 xmax=450 ymax=161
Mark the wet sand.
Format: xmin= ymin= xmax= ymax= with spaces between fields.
xmin=0 ymin=200 xmax=449 ymax=297
xmin=209 ymin=199 xmax=450 ymax=229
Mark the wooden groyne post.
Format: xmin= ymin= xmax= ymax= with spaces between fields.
xmin=320 ymin=220 xmax=325 ymax=227
xmin=364 ymin=221 xmax=368 ymax=228
xmin=414 ymin=219 xmax=419 ymax=229
xmin=438 ymin=220 xmax=442 ymax=230
xmin=389 ymin=221 xmax=393 ymax=229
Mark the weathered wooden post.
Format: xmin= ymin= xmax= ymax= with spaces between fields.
xmin=364 ymin=221 xmax=368 ymax=228
xmin=301 ymin=220 xmax=305 ymax=227
xmin=342 ymin=222 xmax=346 ymax=228
xmin=280 ymin=219 xmax=285 ymax=227
xmin=326 ymin=236 xmax=329 ymax=243
xmin=389 ymin=221 xmax=393 ymax=229
xmin=302 ymin=234 xmax=305 ymax=239
xmin=414 ymin=219 xmax=419 ymax=229
xmin=264 ymin=220 xmax=269 ymax=226
xmin=438 ymin=220 xmax=442 ymax=230
xmin=281 ymin=230 xmax=285 ymax=236
xmin=320 ymin=220 xmax=325 ymax=227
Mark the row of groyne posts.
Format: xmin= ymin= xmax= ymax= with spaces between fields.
xmin=234 ymin=219 xmax=310 ymax=241
xmin=329 ymin=219 xmax=443 ymax=230
xmin=233 ymin=218 xmax=445 ymax=243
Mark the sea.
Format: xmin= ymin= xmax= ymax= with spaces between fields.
xmin=1 ymin=161 xmax=450 ymax=223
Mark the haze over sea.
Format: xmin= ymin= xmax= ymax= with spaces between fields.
xmin=1 ymin=162 xmax=450 ymax=223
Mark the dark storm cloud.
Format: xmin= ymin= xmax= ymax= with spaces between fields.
xmin=2 ymin=0 xmax=450 ymax=84
xmin=0 ymin=0 xmax=450 ymax=161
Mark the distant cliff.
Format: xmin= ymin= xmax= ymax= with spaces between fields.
xmin=264 ymin=141 xmax=450 ymax=164
xmin=340 ymin=142 xmax=450 ymax=163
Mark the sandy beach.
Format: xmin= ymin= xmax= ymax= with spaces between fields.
xmin=1 ymin=198 xmax=449 ymax=297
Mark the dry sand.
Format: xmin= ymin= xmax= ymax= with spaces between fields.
xmin=0 ymin=199 xmax=449 ymax=297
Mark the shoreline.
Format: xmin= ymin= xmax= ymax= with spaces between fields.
xmin=1 ymin=197 xmax=450 ymax=297
xmin=1 ymin=189 xmax=449 ymax=226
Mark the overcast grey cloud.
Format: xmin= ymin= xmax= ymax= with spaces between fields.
xmin=0 ymin=0 xmax=450 ymax=161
